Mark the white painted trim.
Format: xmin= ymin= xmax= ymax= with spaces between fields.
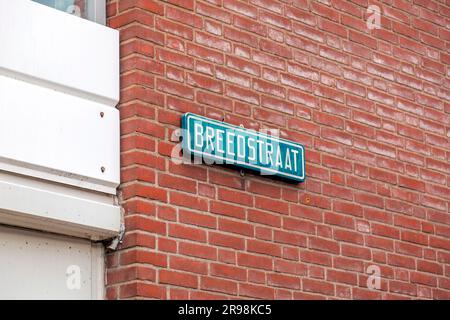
xmin=0 ymin=171 xmax=121 ymax=241
xmin=0 ymin=0 xmax=120 ymax=195
xmin=0 ymin=74 xmax=120 ymax=195
xmin=0 ymin=0 xmax=119 ymax=106
xmin=0 ymin=157 xmax=118 ymax=196
xmin=91 ymin=243 xmax=106 ymax=300
xmin=0 ymin=0 xmax=121 ymax=244
xmin=0 ymin=225 xmax=106 ymax=299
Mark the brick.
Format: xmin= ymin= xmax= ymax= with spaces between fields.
xmin=252 ymin=51 xmax=285 ymax=70
xmin=366 ymin=235 xmax=394 ymax=252
xmin=333 ymin=200 xmax=363 ymax=217
xmin=410 ymin=272 xmax=438 ymax=287
xmin=286 ymin=34 xmax=319 ymax=54
xmin=247 ymin=239 xmax=282 ymax=257
xmin=187 ymin=43 xmax=224 ymax=64
xmin=395 ymin=242 xmax=423 ymax=258
xmin=195 ymin=32 xmax=231 ymax=52
xmin=353 ymin=287 xmax=382 ymax=300
xmin=388 ymin=253 xmax=416 ymax=270
xmin=226 ymin=55 xmax=260 ymax=77
xmin=286 ymin=6 xmax=316 ymax=25
xmin=179 ymin=242 xmax=217 ymax=260
xmin=398 ymin=176 xmax=425 ymax=192
xmin=303 ymin=278 xmax=335 ymax=296
xmin=390 ymin=281 xmax=417 ymax=297
xmin=156 ymin=78 xmax=194 ymax=100
xmin=260 ymin=10 xmax=291 ymax=30
xmin=371 ymin=223 xmax=400 ymax=239
xmin=209 ymin=232 xmax=245 ymax=250
xmin=210 ymin=200 xmax=246 ymax=219
xmin=237 ymin=253 xmax=273 ymax=271
xmin=283 ymin=217 xmax=316 ymax=234
xmin=196 ymin=91 xmax=233 ymax=111
xmin=248 ymin=209 xmax=281 ymax=227
xmin=319 ymin=18 xmax=347 ymax=38
xmin=224 ymin=0 xmax=257 ymax=18
xmin=166 ymin=6 xmax=201 ymax=28
xmin=187 ymin=73 xmax=222 ymax=93
xmin=217 ymin=67 xmax=251 ymax=88
xmin=225 ymin=85 xmax=260 ymax=105
xmin=274 ymin=230 xmax=307 ymax=247
xmin=155 ymin=17 xmax=193 ymax=40
xmin=369 ymin=168 xmax=397 ymax=185
xmin=169 ymin=256 xmax=208 ymax=275
xmin=210 ymin=263 xmax=247 ymax=281
xmin=254 ymin=79 xmax=286 ymax=98
xmin=309 ymin=237 xmax=340 ymax=254
xmin=109 ymin=0 xmax=450 ymax=301
xmin=168 ymin=223 xmax=206 ymax=242
xmin=327 ymin=269 xmax=358 ymax=286
xmin=325 ymin=212 xmax=354 ymax=229
xmin=200 ymin=276 xmax=238 ymax=295
xmin=334 ymin=229 xmax=364 ymax=245
xmin=319 ymin=46 xmax=349 ymax=64
xmin=218 ymin=188 xmax=253 ymax=207
xmin=219 ymin=218 xmax=254 ymax=237
xmin=267 ymin=273 xmax=300 ymax=290
xmin=342 ymin=244 xmax=371 ymax=260
xmin=281 ymin=73 xmax=313 ymax=92
xmin=196 ymin=2 xmax=231 ymax=23
xmin=159 ymin=270 xmax=198 ymax=288
xmin=301 ymin=250 xmax=332 ymax=267
xmin=234 ymin=15 xmax=267 ymax=37
xmin=260 ymin=39 xmax=292 ymax=59
xmin=323 ymin=184 xmax=352 ymax=201
xmin=248 ymin=269 xmax=266 ymax=284
xmin=179 ymin=209 xmax=216 ymax=229
xmin=314 ymin=139 xmax=345 ymax=157
xmin=255 ymin=197 xmax=289 ymax=214
xmin=417 ymin=260 xmax=443 ymax=275
xmin=159 ymin=173 xmax=196 ymax=193
xmin=322 ymin=154 xmax=353 ymax=172
xmin=334 ymin=256 xmax=364 ymax=273
xmin=239 ymin=283 xmax=274 ymax=299
xmin=170 ymin=191 xmax=208 ymax=211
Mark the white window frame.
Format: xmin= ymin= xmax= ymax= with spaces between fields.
xmin=32 ymin=0 xmax=106 ymax=25
xmin=87 ymin=0 xmax=106 ymax=25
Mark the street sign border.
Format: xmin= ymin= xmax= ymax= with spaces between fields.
xmin=181 ymin=113 xmax=306 ymax=182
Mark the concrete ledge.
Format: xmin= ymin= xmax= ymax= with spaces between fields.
xmin=0 ymin=171 xmax=121 ymax=241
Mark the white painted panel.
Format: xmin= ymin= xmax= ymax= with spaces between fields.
xmin=0 ymin=75 xmax=120 ymax=194
xmin=0 ymin=225 xmax=104 ymax=300
xmin=0 ymin=171 xmax=121 ymax=240
xmin=0 ymin=0 xmax=119 ymax=106
xmin=0 ymin=0 xmax=121 ymax=239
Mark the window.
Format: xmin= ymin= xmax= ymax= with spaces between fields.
xmin=32 ymin=0 xmax=106 ymax=25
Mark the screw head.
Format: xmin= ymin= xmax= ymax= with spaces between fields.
xmin=100 ymin=112 xmax=105 ymax=118
xmin=101 ymin=166 xmax=106 ymax=173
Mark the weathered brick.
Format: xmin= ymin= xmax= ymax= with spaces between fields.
xmin=109 ymin=0 xmax=450 ymax=301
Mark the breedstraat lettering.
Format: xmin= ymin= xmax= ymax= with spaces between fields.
xmin=181 ymin=113 xmax=305 ymax=182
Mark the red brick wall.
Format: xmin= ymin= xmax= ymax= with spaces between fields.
xmin=105 ymin=0 xmax=450 ymax=299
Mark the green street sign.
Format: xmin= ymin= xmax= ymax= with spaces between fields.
xmin=181 ymin=113 xmax=305 ymax=182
